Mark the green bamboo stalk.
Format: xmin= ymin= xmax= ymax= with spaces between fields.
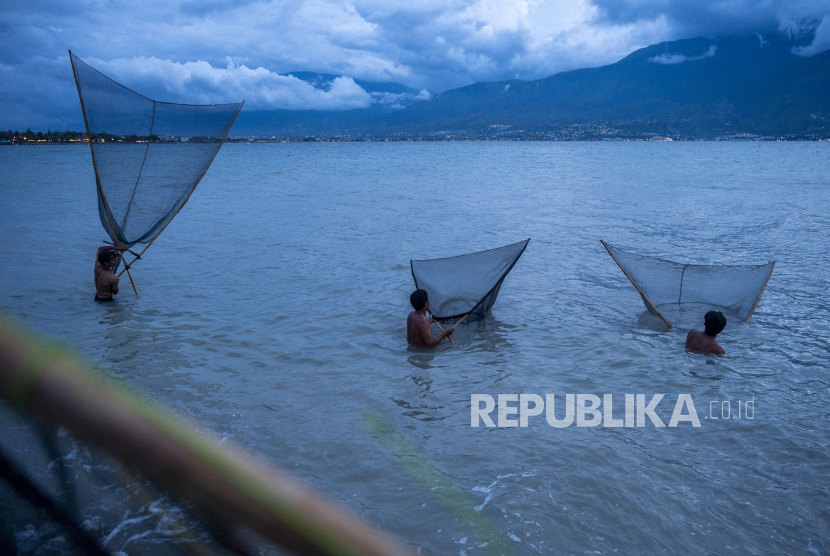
xmin=0 ymin=315 xmax=413 ymax=556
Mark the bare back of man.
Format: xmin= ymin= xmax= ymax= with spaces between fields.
xmin=684 ymin=310 xmax=727 ymax=355
xmin=94 ymin=245 xmax=130 ymax=301
xmin=685 ymin=330 xmax=724 ymax=355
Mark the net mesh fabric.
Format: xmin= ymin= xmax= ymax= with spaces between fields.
xmin=411 ymin=239 xmax=529 ymax=321
xmin=70 ymin=52 xmax=242 ymax=245
xmin=602 ymin=241 xmax=774 ymax=327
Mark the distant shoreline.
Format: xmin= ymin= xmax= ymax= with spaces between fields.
xmin=3 ymin=129 xmax=828 ymax=145
xmin=3 ymin=137 xmax=828 ymax=144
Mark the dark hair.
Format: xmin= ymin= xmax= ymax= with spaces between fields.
xmin=704 ymin=311 xmax=726 ymax=336
xmin=410 ymin=289 xmax=429 ymax=310
xmin=98 ymin=251 xmax=117 ymax=265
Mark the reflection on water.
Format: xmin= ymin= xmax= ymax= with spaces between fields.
xmin=406 ymin=349 xmax=441 ymax=369
xmin=1 ymin=143 xmax=829 ymax=555
xmin=458 ymin=315 xmax=518 ymax=354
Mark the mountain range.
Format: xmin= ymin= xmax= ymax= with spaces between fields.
xmin=233 ymin=33 xmax=830 ymax=138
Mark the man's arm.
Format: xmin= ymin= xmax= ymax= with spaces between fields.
xmin=418 ymin=318 xmax=452 ymax=348
xmin=97 ymin=244 xmax=131 ymax=255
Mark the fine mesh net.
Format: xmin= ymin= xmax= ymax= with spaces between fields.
xmin=602 ymin=241 xmax=775 ymax=328
xmin=70 ymin=52 xmax=242 ymax=245
xmin=411 ymin=239 xmax=529 ymax=321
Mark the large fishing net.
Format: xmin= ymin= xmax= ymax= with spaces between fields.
xmin=602 ymin=241 xmax=775 ymax=329
xmin=411 ymin=239 xmax=529 ymax=321
xmin=70 ymin=51 xmax=242 ymax=246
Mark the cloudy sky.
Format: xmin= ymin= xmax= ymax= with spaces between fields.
xmin=2 ymin=0 xmax=828 ymax=128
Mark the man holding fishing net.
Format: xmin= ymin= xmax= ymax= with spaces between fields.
xmin=94 ymin=245 xmax=132 ymax=302
xmin=407 ymin=289 xmax=455 ymax=348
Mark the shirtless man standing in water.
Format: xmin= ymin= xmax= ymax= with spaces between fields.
xmin=407 ymin=289 xmax=454 ymax=348
xmin=94 ymin=245 xmax=130 ymax=302
xmin=685 ymin=310 xmax=727 ymax=355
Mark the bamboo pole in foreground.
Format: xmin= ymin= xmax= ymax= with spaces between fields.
xmin=0 ymin=316 xmax=413 ymax=556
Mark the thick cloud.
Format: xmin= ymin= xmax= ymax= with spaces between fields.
xmin=591 ymin=0 xmax=829 ymax=38
xmin=793 ymin=14 xmax=830 ymax=55
xmin=1 ymin=0 xmax=828 ymax=129
xmin=86 ymin=57 xmax=374 ymax=110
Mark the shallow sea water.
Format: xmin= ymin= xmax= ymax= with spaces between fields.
xmin=1 ymin=142 xmax=829 ymax=555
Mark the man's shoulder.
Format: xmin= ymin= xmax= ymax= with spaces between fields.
xmin=685 ymin=329 xmax=702 ymax=349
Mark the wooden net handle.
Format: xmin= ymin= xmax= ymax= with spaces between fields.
xmin=432 ymin=320 xmax=459 ymax=348
xmin=451 ymin=314 xmax=469 ymax=329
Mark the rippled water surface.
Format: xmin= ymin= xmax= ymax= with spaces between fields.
xmin=1 ymin=142 xmax=829 ymax=555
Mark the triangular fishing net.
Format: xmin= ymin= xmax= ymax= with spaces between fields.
xmin=69 ymin=51 xmax=243 ymax=246
xmin=602 ymin=240 xmax=775 ymax=329
xmin=411 ymin=239 xmax=529 ymax=321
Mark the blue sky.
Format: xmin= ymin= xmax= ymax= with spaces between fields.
xmin=2 ymin=0 xmax=829 ymax=129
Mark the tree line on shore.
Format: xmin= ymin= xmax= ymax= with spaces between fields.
xmin=1 ymin=129 xmax=84 ymax=143
xmin=1 ymin=129 xmax=164 ymax=143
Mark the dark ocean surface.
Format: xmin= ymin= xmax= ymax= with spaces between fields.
xmin=0 ymin=142 xmax=828 ymax=555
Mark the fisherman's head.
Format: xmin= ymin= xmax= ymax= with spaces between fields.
xmin=98 ymin=250 xmax=118 ymax=267
xmin=410 ymin=289 xmax=429 ymax=311
xmin=704 ymin=311 xmax=726 ymax=336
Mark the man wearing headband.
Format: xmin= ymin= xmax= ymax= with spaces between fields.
xmin=94 ymin=244 xmax=131 ymax=302
xmin=685 ymin=310 xmax=727 ymax=354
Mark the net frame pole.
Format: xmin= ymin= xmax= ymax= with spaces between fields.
xmin=431 ymin=317 xmax=459 ymax=348
xmin=70 ymin=50 xmax=139 ymax=295
xmin=601 ymin=240 xmax=673 ymax=329
xmin=119 ymin=101 xmax=245 ymax=276
xmin=118 ymin=252 xmax=139 ymax=295
xmin=451 ymin=313 xmax=470 ymax=329
xmin=745 ymin=261 xmax=775 ymax=323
